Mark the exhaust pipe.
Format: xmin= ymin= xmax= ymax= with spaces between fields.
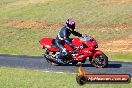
xmin=43 ymin=54 xmax=62 ymax=64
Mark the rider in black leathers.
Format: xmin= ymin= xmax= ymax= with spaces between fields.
xmin=54 ymin=19 xmax=83 ymax=63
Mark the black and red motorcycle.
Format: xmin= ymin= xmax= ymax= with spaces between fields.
xmin=40 ymin=34 xmax=108 ymax=68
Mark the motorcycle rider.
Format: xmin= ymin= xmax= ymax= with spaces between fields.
xmin=54 ymin=18 xmax=83 ymax=64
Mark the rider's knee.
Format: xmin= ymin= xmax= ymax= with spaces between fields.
xmin=62 ymin=48 xmax=68 ymax=56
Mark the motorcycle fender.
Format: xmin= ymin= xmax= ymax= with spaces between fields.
xmin=93 ymin=50 xmax=103 ymax=58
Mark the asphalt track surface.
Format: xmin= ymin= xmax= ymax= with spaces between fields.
xmin=0 ymin=54 xmax=132 ymax=76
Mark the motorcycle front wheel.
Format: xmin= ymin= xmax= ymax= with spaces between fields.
xmin=90 ymin=53 xmax=108 ymax=68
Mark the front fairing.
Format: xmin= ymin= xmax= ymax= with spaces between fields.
xmin=72 ymin=36 xmax=98 ymax=51
xmin=82 ymin=37 xmax=98 ymax=51
xmin=71 ymin=37 xmax=98 ymax=61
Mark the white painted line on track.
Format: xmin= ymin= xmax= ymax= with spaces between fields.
xmin=34 ymin=69 xmax=77 ymax=74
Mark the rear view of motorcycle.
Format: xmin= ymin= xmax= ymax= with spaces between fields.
xmin=40 ymin=34 xmax=108 ymax=68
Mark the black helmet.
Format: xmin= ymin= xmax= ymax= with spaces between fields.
xmin=66 ymin=18 xmax=75 ymax=30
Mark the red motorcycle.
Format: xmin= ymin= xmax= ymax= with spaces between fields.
xmin=40 ymin=34 xmax=108 ymax=68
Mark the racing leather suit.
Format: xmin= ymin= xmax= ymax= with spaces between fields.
xmin=55 ymin=25 xmax=82 ymax=59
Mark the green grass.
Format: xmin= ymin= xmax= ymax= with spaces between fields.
xmin=0 ymin=26 xmax=60 ymax=55
xmin=0 ymin=0 xmax=131 ymax=24
xmin=0 ymin=26 xmax=45 ymax=55
xmin=0 ymin=67 xmax=132 ymax=88
xmin=105 ymin=52 xmax=132 ymax=62
xmin=0 ymin=0 xmax=17 ymax=7
xmin=78 ymin=27 xmax=132 ymax=40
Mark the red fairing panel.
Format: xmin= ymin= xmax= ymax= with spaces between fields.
xmin=72 ymin=38 xmax=82 ymax=46
xmin=40 ymin=38 xmax=53 ymax=46
xmin=64 ymin=44 xmax=73 ymax=51
xmin=39 ymin=38 xmax=59 ymax=51
xmin=63 ymin=38 xmax=82 ymax=51
xmin=72 ymin=48 xmax=92 ymax=61
xmin=82 ymin=48 xmax=92 ymax=57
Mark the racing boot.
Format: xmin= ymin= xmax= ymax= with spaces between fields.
xmin=56 ymin=53 xmax=64 ymax=64
xmin=56 ymin=48 xmax=68 ymax=64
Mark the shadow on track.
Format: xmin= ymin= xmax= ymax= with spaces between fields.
xmin=56 ymin=63 xmax=122 ymax=68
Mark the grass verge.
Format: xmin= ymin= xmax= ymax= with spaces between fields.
xmin=0 ymin=0 xmax=131 ymax=24
xmin=0 ymin=67 xmax=132 ymax=88
xmin=105 ymin=52 xmax=132 ymax=62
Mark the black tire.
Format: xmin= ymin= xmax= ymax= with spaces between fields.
xmin=90 ymin=53 xmax=108 ymax=68
xmin=72 ymin=61 xmax=78 ymax=65
xmin=44 ymin=49 xmax=63 ymax=66
xmin=81 ymin=58 xmax=86 ymax=63
xmin=76 ymin=75 xmax=87 ymax=85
